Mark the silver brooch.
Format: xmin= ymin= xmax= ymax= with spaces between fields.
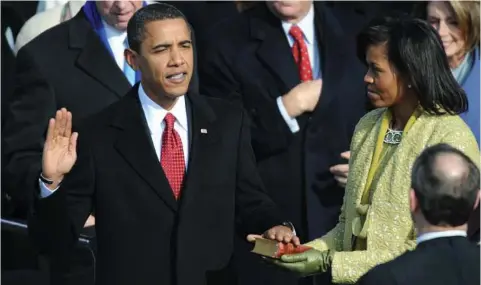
xmin=383 ymin=128 xmax=403 ymax=144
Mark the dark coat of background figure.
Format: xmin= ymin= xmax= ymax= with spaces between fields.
xmin=28 ymin=85 xmax=285 ymax=285
xmin=2 ymin=9 xmax=133 ymax=285
xmin=1 ymin=0 xmax=39 ymax=27
xmin=357 ymin=236 xmax=480 ymax=285
xmin=327 ymin=1 xmax=418 ymax=36
xmin=1 ymin=3 xmax=49 ymax=285
xmin=1 ymin=1 xmax=25 ymax=204
xmin=467 ymin=205 xmax=480 ymax=243
xmin=199 ymin=2 xmax=370 ymax=285
xmin=1 ymin=2 xmax=25 ymax=127
xmin=2 ymin=9 xmax=132 ymax=218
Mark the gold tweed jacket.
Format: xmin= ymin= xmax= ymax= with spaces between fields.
xmin=305 ymin=108 xmax=480 ymax=284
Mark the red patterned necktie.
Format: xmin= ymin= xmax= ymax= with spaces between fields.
xmin=160 ymin=113 xmax=185 ymax=200
xmin=289 ymin=25 xmax=313 ymax=82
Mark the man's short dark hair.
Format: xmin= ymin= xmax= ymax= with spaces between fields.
xmin=411 ymin=143 xmax=480 ymax=227
xmin=127 ymin=3 xmax=189 ymax=53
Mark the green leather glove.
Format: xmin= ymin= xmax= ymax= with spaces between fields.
xmin=272 ymin=249 xmax=333 ymax=277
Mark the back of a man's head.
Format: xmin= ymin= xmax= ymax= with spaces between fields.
xmin=411 ymin=143 xmax=480 ymax=227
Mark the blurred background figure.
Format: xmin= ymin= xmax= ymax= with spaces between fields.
xmin=1 ymin=2 xmax=25 ymax=128
xmin=2 ymin=1 xmax=146 ymax=284
xmin=36 ymin=0 xmax=69 ymax=13
xmin=328 ymin=2 xmax=417 ymax=37
xmin=415 ymin=0 xmax=480 ymax=145
xmin=358 ymin=143 xmax=480 ymax=285
xmin=1 ymin=1 xmax=39 ymax=26
xmin=15 ymin=0 xmax=86 ymax=53
xmin=3 ymin=0 xmax=145 ymax=220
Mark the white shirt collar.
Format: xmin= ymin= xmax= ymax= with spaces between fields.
xmin=281 ymin=3 xmax=315 ymax=45
xmin=416 ymin=230 xmax=467 ymax=244
xmin=138 ymin=83 xmax=188 ymax=136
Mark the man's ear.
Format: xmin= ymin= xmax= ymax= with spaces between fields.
xmin=124 ymin=48 xmax=139 ymax=71
xmin=409 ymin=189 xmax=418 ymax=214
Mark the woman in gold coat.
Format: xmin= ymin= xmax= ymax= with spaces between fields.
xmin=271 ymin=15 xmax=480 ymax=284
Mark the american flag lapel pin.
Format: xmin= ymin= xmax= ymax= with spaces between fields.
xmin=200 ymin=128 xmax=208 ymax=134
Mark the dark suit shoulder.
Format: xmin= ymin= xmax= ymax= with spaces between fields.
xmin=200 ymin=93 xmax=243 ymax=112
xmin=370 ymin=242 xmax=444 ymax=273
xmin=361 ymin=237 xmax=480 ymax=285
xmin=24 ymin=20 xmax=69 ymax=46
xmin=18 ymin=11 xmax=90 ymax=60
xmin=19 ymin=17 xmax=71 ymax=55
xmin=407 ymin=236 xmax=480 ymax=264
xmin=358 ymin=248 xmax=426 ymax=285
xmin=73 ymin=92 xmax=127 ymax=132
xmin=15 ymin=15 xmax=89 ymax=89
xmin=197 ymin=93 xmax=247 ymax=129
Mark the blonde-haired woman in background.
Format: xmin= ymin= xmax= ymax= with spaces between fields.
xmin=417 ymin=0 xmax=481 ymax=245
xmin=417 ymin=1 xmax=480 ymax=145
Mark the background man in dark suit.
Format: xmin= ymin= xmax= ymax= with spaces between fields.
xmin=358 ymin=143 xmax=480 ymax=285
xmin=28 ymin=4 xmax=297 ymax=285
xmin=198 ymin=1 xmax=369 ymax=284
xmin=2 ymin=2 xmax=146 ymax=284
xmin=2 ymin=0 xmax=144 ymax=220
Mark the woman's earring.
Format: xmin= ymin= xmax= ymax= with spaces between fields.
xmin=407 ymin=84 xmax=412 ymax=89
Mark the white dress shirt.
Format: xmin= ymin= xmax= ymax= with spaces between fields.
xmin=40 ymin=84 xmax=190 ymax=198
xmin=276 ymin=3 xmax=320 ymax=133
xmin=416 ymin=230 xmax=467 ymax=244
xmin=102 ymin=20 xmax=128 ymax=71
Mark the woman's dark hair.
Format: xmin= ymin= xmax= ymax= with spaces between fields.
xmin=357 ymin=14 xmax=468 ymax=115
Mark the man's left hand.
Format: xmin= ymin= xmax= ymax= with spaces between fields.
xmin=247 ymin=225 xmax=300 ymax=246
xmin=271 ymin=249 xmax=333 ymax=277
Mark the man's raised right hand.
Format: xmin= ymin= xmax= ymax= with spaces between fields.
xmin=41 ymin=108 xmax=78 ymax=190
